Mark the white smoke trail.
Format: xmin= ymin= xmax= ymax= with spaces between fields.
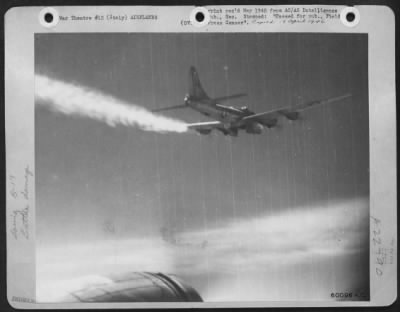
xmin=35 ymin=74 xmax=188 ymax=133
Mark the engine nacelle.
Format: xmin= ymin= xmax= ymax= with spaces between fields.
xmin=196 ymin=129 xmax=212 ymax=135
xmin=240 ymin=106 xmax=255 ymax=116
xmin=246 ymin=123 xmax=263 ymax=134
xmin=281 ymin=111 xmax=300 ymax=121
xmin=264 ymin=118 xmax=278 ymax=128
xmin=229 ymin=128 xmax=238 ymax=137
xmin=184 ymin=94 xmax=191 ymax=104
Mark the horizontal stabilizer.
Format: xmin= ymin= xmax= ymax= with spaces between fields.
xmin=213 ymin=93 xmax=247 ymax=103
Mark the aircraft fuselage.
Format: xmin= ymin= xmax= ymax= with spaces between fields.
xmin=185 ymin=96 xmax=260 ymax=132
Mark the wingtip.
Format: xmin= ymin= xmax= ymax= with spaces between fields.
xmin=329 ymin=93 xmax=353 ymax=103
xmin=341 ymin=93 xmax=352 ymax=99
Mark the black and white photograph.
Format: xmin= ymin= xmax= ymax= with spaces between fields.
xmin=33 ymin=32 xmax=370 ymax=303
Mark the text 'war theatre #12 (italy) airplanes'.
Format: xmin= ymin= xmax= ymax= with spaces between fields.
xmin=152 ymin=66 xmax=352 ymax=137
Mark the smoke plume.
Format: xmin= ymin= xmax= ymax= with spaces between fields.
xmin=35 ymin=74 xmax=188 ymax=133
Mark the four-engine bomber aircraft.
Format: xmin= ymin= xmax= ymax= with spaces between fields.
xmin=152 ymin=66 xmax=351 ymax=137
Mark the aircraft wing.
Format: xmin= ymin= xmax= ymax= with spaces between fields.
xmin=242 ymin=94 xmax=352 ymax=123
xmin=152 ymin=104 xmax=187 ymax=113
xmin=187 ymin=121 xmax=224 ymax=130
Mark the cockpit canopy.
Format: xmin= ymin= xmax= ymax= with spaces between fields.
xmin=184 ymin=94 xmax=190 ymax=103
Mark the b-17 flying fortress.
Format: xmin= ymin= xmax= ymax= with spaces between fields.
xmin=152 ymin=66 xmax=351 ymax=137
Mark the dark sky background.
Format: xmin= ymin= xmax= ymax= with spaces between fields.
xmin=35 ymin=33 xmax=369 ymax=302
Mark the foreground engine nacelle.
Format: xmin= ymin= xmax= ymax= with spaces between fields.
xmin=264 ymin=118 xmax=278 ymax=128
xmin=280 ymin=111 xmax=300 ymax=121
xmin=196 ymin=129 xmax=212 ymax=135
xmin=240 ymin=106 xmax=255 ymax=115
xmin=246 ymin=123 xmax=264 ymax=134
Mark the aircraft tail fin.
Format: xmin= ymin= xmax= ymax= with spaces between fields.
xmin=188 ymin=66 xmax=210 ymax=100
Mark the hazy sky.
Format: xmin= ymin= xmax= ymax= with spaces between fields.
xmin=35 ymin=33 xmax=369 ymax=302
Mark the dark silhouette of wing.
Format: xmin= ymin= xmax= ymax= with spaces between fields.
xmin=242 ymin=94 xmax=352 ymax=124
